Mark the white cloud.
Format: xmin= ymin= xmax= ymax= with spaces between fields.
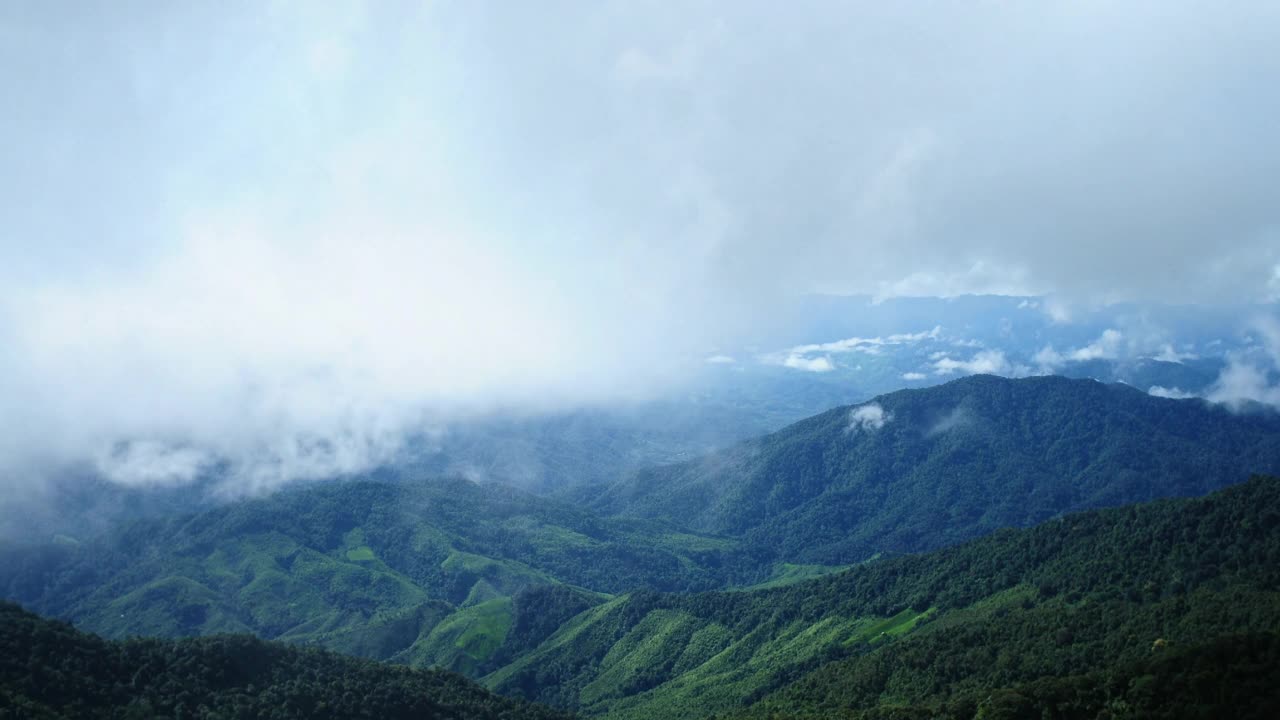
xmin=1035 ymin=329 xmax=1125 ymax=370
xmin=1069 ymin=329 xmax=1124 ymax=361
xmin=4 ymin=1 xmax=1280 ymax=501
xmin=773 ymin=326 xmax=941 ymax=375
xmin=94 ymin=441 xmax=215 ymax=488
xmin=1207 ymin=360 xmax=1280 ymax=408
xmin=901 ymin=372 xmax=927 ymax=381
xmin=1148 ymin=385 xmax=1195 ymax=400
xmin=933 ymin=349 xmax=1014 ymax=376
xmin=789 ymin=326 xmax=941 ymax=355
xmin=1204 ymin=316 xmax=1280 ymax=408
xmin=848 ymin=403 xmax=891 ymax=432
xmin=1033 ymin=345 xmax=1066 ymax=370
xmin=705 ymin=354 xmax=736 ymax=364
xmin=782 ymin=354 xmax=836 ymax=373
xmin=1152 ymin=344 xmax=1197 ymax=363
xmin=0 ymin=217 xmax=720 ymax=496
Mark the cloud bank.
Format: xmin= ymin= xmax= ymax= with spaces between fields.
xmin=1207 ymin=317 xmax=1280 ymax=408
xmin=2 ymin=2 xmax=1280 ymax=495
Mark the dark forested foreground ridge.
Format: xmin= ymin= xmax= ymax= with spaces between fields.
xmin=491 ymin=477 xmax=1280 ymax=718
xmin=0 ymin=602 xmax=569 ymax=720
xmin=592 ymin=374 xmax=1280 ymax=564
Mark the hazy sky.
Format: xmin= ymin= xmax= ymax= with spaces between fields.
xmin=2 ymin=1 xmax=1279 ymax=492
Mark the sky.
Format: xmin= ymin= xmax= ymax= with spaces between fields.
xmin=2 ymin=1 xmax=1279 ymax=494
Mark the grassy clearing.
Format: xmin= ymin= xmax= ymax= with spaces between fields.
xmin=345 ymin=546 xmax=377 ymax=562
xmin=402 ymin=598 xmax=516 ymax=674
xmin=736 ymin=563 xmax=851 ymax=591
xmin=486 ymin=596 xmax=935 ymax=720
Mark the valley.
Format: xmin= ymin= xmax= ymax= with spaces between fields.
xmin=4 ymin=375 xmax=1280 ymax=718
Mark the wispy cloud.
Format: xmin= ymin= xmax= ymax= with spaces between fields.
xmin=789 ymin=326 xmax=942 ymax=355
xmin=781 ymin=354 xmax=836 ymax=373
xmin=94 ymin=441 xmax=215 ymax=488
xmin=1149 ymin=386 xmax=1195 ymax=400
xmin=926 ymin=407 xmax=973 ymax=436
xmin=774 ymin=326 xmax=941 ymax=374
xmin=3 ymin=1 xmax=1279 ymax=500
xmin=1069 ymin=329 xmax=1124 ymax=361
xmin=1207 ymin=360 xmax=1280 ymax=408
xmin=1035 ymin=329 xmax=1124 ymax=370
xmin=1152 ymin=344 xmax=1197 ymax=363
xmin=933 ymin=350 xmax=1017 ymax=376
xmin=1205 ymin=316 xmax=1280 ymax=409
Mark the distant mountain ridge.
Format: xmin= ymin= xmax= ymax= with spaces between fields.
xmin=591 ymin=374 xmax=1280 ymax=563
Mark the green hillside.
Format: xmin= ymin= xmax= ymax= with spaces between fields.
xmin=593 ymin=375 xmax=1280 ymax=563
xmin=4 ymin=376 xmax=1280 ymax=718
xmin=488 ymin=476 xmax=1280 ymax=718
xmin=0 ymin=477 xmax=738 ymax=673
xmin=0 ymin=601 xmax=570 ymax=720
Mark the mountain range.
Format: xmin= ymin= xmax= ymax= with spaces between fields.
xmin=4 ymin=374 xmax=1280 ymax=718
xmin=588 ymin=375 xmax=1280 ymax=563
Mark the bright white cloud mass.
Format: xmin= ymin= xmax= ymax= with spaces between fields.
xmin=2 ymin=2 xmax=1280 ymax=493
xmin=848 ymin=404 xmax=891 ymax=433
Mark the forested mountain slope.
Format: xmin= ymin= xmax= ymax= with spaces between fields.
xmin=6 ymin=375 xmax=1280 ymax=716
xmin=591 ymin=374 xmax=1280 ymax=563
xmin=488 ymin=476 xmax=1280 ymax=718
xmin=0 ymin=477 xmax=739 ymax=675
xmin=0 ymin=602 xmax=570 ymax=720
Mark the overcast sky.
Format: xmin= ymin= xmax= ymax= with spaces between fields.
xmin=2 ymin=1 xmax=1279 ymax=492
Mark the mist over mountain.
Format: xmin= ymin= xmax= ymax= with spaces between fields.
xmin=589 ymin=375 xmax=1280 ymax=563
xmin=5 ymin=3 xmax=1280 ymax=718
xmin=5 ymin=374 xmax=1278 ymax=698
xmin=4 ymin=1 xmax=1280 ymax=512
xmin=2 ymin=293 xmax=1274 ymax=541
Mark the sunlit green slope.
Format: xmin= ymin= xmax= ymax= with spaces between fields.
xmin=488 ymin=476 xmax=1280 ymax=718
xmin=0 ymin=477 xmax=737 ymax=674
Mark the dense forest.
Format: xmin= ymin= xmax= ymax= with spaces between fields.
xmin=490 ymin=476 xmax=1280 ymax=718
xmin=590 ymin=375 xmax=1280 ymax=563
xmin=8 ymin=0 xmax=1279 ymax=715
xmin=4 ymin=476 xmax=1279 ymax=719
xmin=730 ymin=631 xmax=1280 ymax=719
xmin=0 ymin=602 xmax=568 ymax=720
xmin=2 ymin=377 xmax=1280 ymax=718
